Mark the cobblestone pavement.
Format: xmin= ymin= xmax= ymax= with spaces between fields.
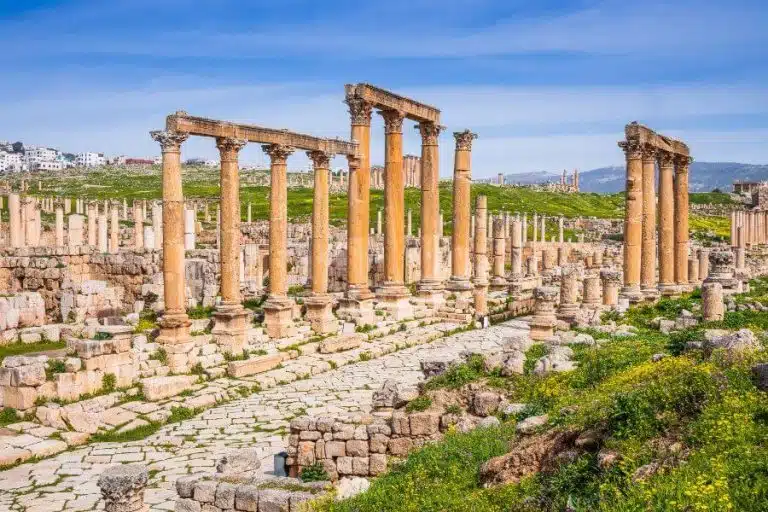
xmin=0 ymin=320 xmax=528 ymax=512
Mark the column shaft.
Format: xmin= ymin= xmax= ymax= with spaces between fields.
xmin=264 ymin=144 xmax=293 ymax=301
xmin=418 ymin=123 xmax=442 ymax=290
xmin=309 ymin=151 xmax=331 ymax=294
xmin=380 ymin=109 xmax=406 ymax=291
xmin=217 ymin=137 xmax=246 ymax=306
xmin=640 ymin=147 xmax=657 ymax=293
xmin=658 ymin=153 xmax=675 ymax=291
xmin=619 ymin=139 xmax=643 ymax=299
xmin=674 ymin=156 xmax=691 ymax=285
xmin=449 ymin=130 xmax=476 ymax=288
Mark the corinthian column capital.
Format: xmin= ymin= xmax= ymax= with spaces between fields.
xmin=306 ymin=150 xmax=331 ymax=169
xmin=216 ymin=137 xmax=247 ymax=159
xmin=378 ymin=109 xmax=405 ymax=133
xmin=417 ymin=122 xmax=443 ymax=145
xmin=641 ymin=144 xmax=657 ymax=161
xmin=657 ymin=150 xmax=675 ymax=168
xmin=150 ymin=130 xmax=189 ymax=152
xmin=618 ymin=138 xmax=643 ymax=160
xmin=346 ymin=97 xmax=373 ymax=126
xmin=674 ymin=155 xmax=693 ymax=174
xmin=454 ymin=130 xmax=478 ymax=151
xmin=262 ymin=144 xmax=294 ymax=164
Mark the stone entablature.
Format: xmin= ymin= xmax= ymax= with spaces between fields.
xmin=344 ymin=83 xmax=441 ymax=124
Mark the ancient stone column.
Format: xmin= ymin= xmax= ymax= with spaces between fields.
xmin=472 ymin=195 xmax=489 ymax=318
xmin=407 ymin=209 xmax=413 ymax=237
xmin=54 ymin=201 xmax=64 ymax=247
xmin=133 ymin=202 xmax=144 ymax=249
xmin=557 ymin=246 xmax=568 ymax=266
xmin=730 ymin=210 xmax=737 ymax=247
xmin=639 ymin=145 xmax=658 ymax=296
xmin=582 ymin=273 xmax=602 ymax=307
xmin=68 ymin=214 xmax=84 ymax=249
xmin=376 ymin=109 xmax=411 ymax=319
xmin=151 ymin=130 xmax=194 ymax=372
xmin=702 ymin=282 xmax=724 ymax=321
xmin=247 ymin=203 xmax=252 ymax=223
xmin=532 ymin=213 xmax=538 ymax=243
xmin=183 ymin=209 xmax=196 ymax=250
xmin=657 ymin=150 xmax=676 ymax=295
xmin=212 ymin=137 xmax=249 ymax=353
xmin=674 ymin=155 xmax=692 ymax=288
xmin=558 ymin=216 xmax=564 ymax=244
xmin=152 ymin=202 xmax=163 ymax=247
xmin=98 ymin=464 xmax=148 ymax=512
xmin=510 ymin=219 xmax=523 ymax=279
xmin=344 ymin=98 xmax=374 ymax=306
xmin=540 ymin=215 xmax=546 ymax=243
xmin=601 ymin=270 xmax=621 ymax=307
xmin=490 ymin=216 xmax=507 ymax=291
xmin=98 ymin=214 xmax=108 ymax=253
xmin=522 ymin=213 xmax=528 ymax=246
xmin=8 ymin=193 xmax=21 ymax=248
xmin=698 ymin=249 xmax=709 ymax=281
xmin=110 ymin=202 xmax=119 ymax=254
xmin=530 ymin=286 xmax=558 ymax=341
xmin=448 ymin=130 xmax=477 ymax=294
xmin=88 ymin=203 xmax=97 ymax=247
xmin=688 ymin=257 xmax=699 ymax=285
xmin=557 ymin=265 xmax=580 ymax=323
xmin=304 ymin=150 xmax=337 ymax=334
xmin=263 ymin=143 xmax=295 ymax=338
xmin=705 ymin=249 xmax=737 ymax=295
xmin=619 ymin=138 xmax=643 ymax=302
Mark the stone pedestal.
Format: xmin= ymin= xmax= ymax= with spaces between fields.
xmin=304 ymin=295 xmax=337 ymax=334
xmin=705 ymin=250 xmax=738 ymax=296
xmin=68 ymin=214 xmax=84 ymax=249
xmin=263 ymin=299 xmax=295 ymax=339
xmin=530 ymin=286 xmax=558 ymax=341
xmin=157 ymin=314 xmax=195 ymax=372
xmin=212 ymin=306 xmax=250 ymax=355
xmin=688 ymin=258 xmax=700 ymax=285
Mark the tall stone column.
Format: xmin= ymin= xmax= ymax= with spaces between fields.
xmin=342 ymin=98 xmax=375 ymax=310
xmin=9 ymin=193 xmax=21 ymax=248
xmin=133 ymin=202 xmax=144 ymax=249
xmin=510 ymin=219 xmax=523 ymax=279
xmin=152 ymin=202 xmax=163 ymax=247
xmin=262 ymin=143 xmax=295 ymax=338
xmin=376 ymin=109 xmax=412 ymax=319
xmin=68 ymin=214 xmax=84 ymax=249
xmin=619 ymin=138 xmax=643 ymax=302
xmin=110 ymin=202 xmax=119 ymax=253
xmin=150 ymin=130 xmax=194 ymax=373
xmin=674 ymin=155 xmax=691 ymax=288
xmin=212 ymin=137 xmax=249 ymax=354
xmin=490 ymin=217 xmax=507 ymax=291
xmin=558 ymin=265 xmax=580 ymax=324
xmin=657 ymin=151 xmax=676 ymax=295
xmin=730 ymin=210 xmax=737 ymax=247
xmin=448 ymin=130 xmax=477 ymax=294
xmin=472 ymin=195 xmax=489 ymax=318
xmin=304 ymin=150 xmax=337 ymax=334
xmin=54 ymin=201 xmax=64 ymax=247
xmin=640 ymin=145 xmax=658 ymax=297
xmin=698 ymin=248 xmax=710 ymax=281
xmin=88 ymin=203 xmax=97 ymax=247
xmin=415 ymin=121 xmax=444 ymax=305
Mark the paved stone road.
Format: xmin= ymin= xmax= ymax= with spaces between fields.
xmin=0 ymin=320 xmax=528 ymax=512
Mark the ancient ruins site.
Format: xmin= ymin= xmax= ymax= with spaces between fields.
xmin=1 ymin=84 xmax=767 ymax=512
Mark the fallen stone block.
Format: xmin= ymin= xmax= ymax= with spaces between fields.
xmin=227 ymin=354 xmax=283 ymax=378
xmin=318 ymin=334 xmax=364 ymax=354
xmin=141 ymin=375 xmax=198 ymax=401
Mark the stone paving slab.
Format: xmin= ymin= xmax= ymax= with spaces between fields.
xmin=0 ymin=320 xmax=528 ymax=511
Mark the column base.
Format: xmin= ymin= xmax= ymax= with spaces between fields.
xmin=416 ymin=279 xmax=445 ymax=308
xmin=641 ymin=286 xmax=660 ymax=301
xmin=337 ymin=295 xmax=376 ymax=325
xmin=446 ymin=277 xmax=472 ymax=292
xmin=263 ymin=297 xmax=296 ymax=339
xmin=156 ymin=313 xmax=195 ymax=373
xmin=489 ymin=276 xmax=509 ymax=292
xmin=557 ymin=304 xmax=580 ymax=324
xmin=212 ymin=306 xmax=250 ymax=355
xmin=529 ymin=317 xmax=556 ymax=341
xmin=658 ymin=283 xmax=680 ymax=297
xmin=473 ymin=282 xmax=489 ymax=318
xmin=619 ymin=285 xmax=644 ymax=304
xmin=375 ymin=282 xmax=413 ymax=320
xmin=304 ymin=295 xmax=338 ymax=335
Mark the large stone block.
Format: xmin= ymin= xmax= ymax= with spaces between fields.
xmin=227 ymin=354 xmax=283 ymax=378
xmin=142 ymin=375 xmax=198 ymax=401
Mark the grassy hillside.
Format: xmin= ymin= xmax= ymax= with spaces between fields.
xmin=19 ymin=169 xmax=732 ymax=237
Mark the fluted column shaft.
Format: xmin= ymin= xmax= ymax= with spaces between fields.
xmin=309 ymin=150 xmax=331 ymax=295
xmin=345 ymin=98 xmax=373 ymax=298
xmin=217 ymin=137 xmax=247 ymax=306
xmin=380 ymin=109 xmax=406 ymax=291
xmin=264 ymin=144 xmax=294 ymax=301
xmin=449 ymin=130 xmax=477 ymax=287
xmin=619 ymin=139 xmax=643 ymax=299
xmin=674 ymin=156 xmax=691 ymax=285
xmin=418 ymin=122 xmax=442 ymax=290
xmin=641 ymin=146 xmax=657 ymax=292
xmin=658 ymin=152 xmax=675 ymax=291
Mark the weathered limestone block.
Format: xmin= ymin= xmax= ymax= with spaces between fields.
xmin=227 ymin=353 xmax=284 ymax=378
xmin=98 ymin=464 xmax=148 ymax=512
xmin=142 ymin=375 xmax=198 ymax=401
xmin=216 ymin=448 xmax=262 ymax=477
xmin=702 ymin=282 xmax=724 ymax=321
xmin=318 ymin=334 xmax=363 ymax=354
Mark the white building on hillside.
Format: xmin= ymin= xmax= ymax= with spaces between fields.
xmin=75 ymin=152 xmax=106 ymax=168
xmin=25 ymin=146 xmax=60 ymax=168
xmin=0 ymin=151 xmax=24 ymax=173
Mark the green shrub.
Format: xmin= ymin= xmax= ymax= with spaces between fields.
xmin=405 ymin=396 xmax=432 ymax=413
xmin=300 ymin=462 xmax=330 ymax=483
xmin=523 ymin=344 xmax=548 ymax=375
xmin=0 ymin=408 xmax=19 ymax=427
xmin=102 ymin=373 xmax=117 ymax=393
xmin=424 ymin=354 xmax=485 ymax=390
xmin=149 ymin=347 xmax=168 ymax=364
xmin=93 ymin=331 xmax=113 ymax=341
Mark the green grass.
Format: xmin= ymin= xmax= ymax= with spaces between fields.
xmin=0 ymin=341 xmax=66 ymax=363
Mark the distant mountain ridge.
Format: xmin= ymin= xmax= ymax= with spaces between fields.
xmin=505 ymin=162 xmax=768 ymax=194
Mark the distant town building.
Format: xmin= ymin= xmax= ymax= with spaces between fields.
xmin=733 ymin=180 xmax=761 ymax=195
xmin=75 ymin=152 xmax=106 ymax=168
xmin=0 ymin=151 xmax=24 ymax=172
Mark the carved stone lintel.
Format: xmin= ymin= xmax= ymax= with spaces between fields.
xmin=453 ymin=129 xmax=478 ymax=151
xmin=379 ymin=109 xmax=405 ymax=133
xmin=216 ymin=137 xmax=247 ymax=160
xmin=417 ymin=122 xmax=443 ymax=145
xmin=306 ymin=150 xmax=331 ymax=169
xmin=150 ymin=130 xmax=189 ymax=153
xmin=262 ymin=144 xmax=295 ymax=164
xmin=346 ymin=97 xmax=373 ymax=126
xmin=618 ymin=139 xmax=643 ymax=160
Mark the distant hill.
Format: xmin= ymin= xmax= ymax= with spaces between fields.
xmin=578 ymin=162 xmax=768 ymax=193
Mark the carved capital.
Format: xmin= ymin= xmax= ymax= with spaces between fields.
xmin=216 ymin=137 xmax=247 ymax=159
xmin=379 ymin=109 xmax=405 ymax=134
xmin=641 ymin=144 xmax=657 ymax=161
xmin=346 ymin=155 xmax=361 ymax=171
xmin=657 ymin=150 xmax=675 ymax=168
xmin=417 ymin=122 xmax=443 ymax=145
xmin=618 ymin=139 xmax=643 ymax=160
xmin=533 ymin=286 xmax=559 ymax=302
xmin=150 ymin=130 xmax=188 ymax=152
xmin=346 ymin=97 xmax=373 ymax=126
xmin=306 ymin=150 xmax=331 ymax=169
xmin=674 ymin=155 xmax=693 ymax=174
xmin=453 ymin=130 xmax=478 ymax=151
xmin=262 ymin=144 xmax=294 ymax=164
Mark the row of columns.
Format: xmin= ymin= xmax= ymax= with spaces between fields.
xmin=731 ymin=210 xmax=768 ymax=248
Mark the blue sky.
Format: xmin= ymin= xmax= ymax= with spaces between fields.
xmin=2 ymin=0 xmax=767 ymax=176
